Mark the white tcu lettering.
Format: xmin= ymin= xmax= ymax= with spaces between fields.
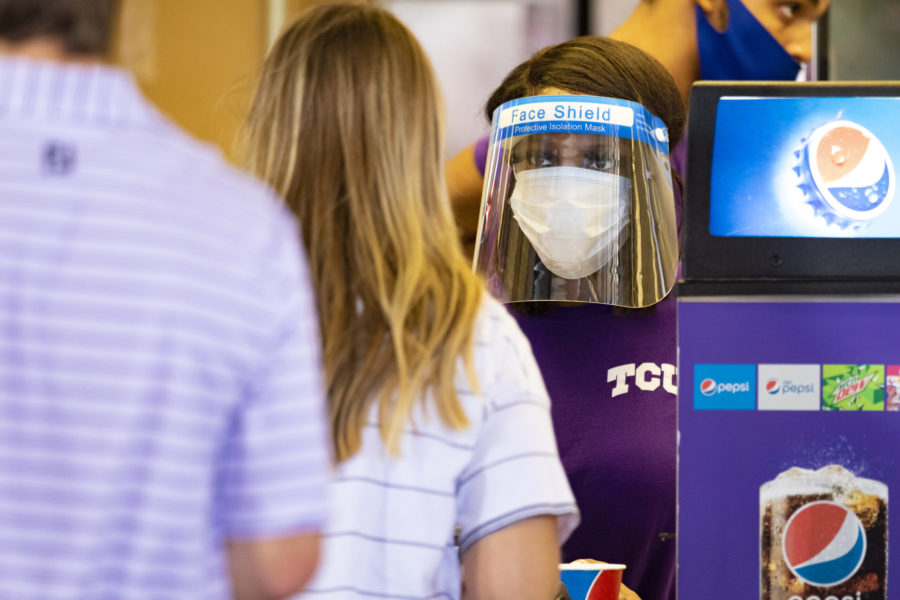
xmin=636 ymin=363 xmax=661 ymax=391
xmin=661 ymin=363 xmax=677 ymax=394
xmin=608 ymin=364 xmax=635 ymax=398
xmin=608 ymin=363 xmax=677 ymax=398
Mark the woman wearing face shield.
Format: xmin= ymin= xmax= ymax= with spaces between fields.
xmin=473 ymin=37 xmax=684 ymax=600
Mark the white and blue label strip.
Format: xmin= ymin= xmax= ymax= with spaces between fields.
xmin=491 ymin=95 xmax=670 ymax=156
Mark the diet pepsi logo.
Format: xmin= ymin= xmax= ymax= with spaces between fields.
xmin=758 ymin=365 xmax=820 ymax=411
xmin=783 ymin=501 xmax=866 ymax=587
xmin=766 ymin=379 xmax=815 ymax=395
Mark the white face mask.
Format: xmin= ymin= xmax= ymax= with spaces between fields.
xmin=509 ymin=166 xmax=631 ymax=280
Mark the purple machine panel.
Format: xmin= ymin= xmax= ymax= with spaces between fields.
xmin=677 ymin=298 xmax=900 ymax=599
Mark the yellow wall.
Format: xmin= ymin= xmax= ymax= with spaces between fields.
xmin=113 ymin=1 xmax=354 ymax=163
xmin=115 ymin=0 xmax=266 ymax=163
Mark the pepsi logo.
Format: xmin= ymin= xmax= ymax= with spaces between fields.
xmin=807 ymin=120 xmax=895 ymax=225
xmin=700 ymin=378 xmax=716 ymax=396
xmin=782 ymin=501 xmax=866 ymax=587
xmin=766 ymin=379 xmax=781 ymax=395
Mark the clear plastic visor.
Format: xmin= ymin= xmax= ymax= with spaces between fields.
xmin=473 ymin=95 xmax=679 ymax=308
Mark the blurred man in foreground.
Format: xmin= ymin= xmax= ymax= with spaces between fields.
xmin=0 ymin=1 xmax=329 ymax=598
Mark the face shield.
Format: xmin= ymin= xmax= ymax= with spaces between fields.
xmin=473 ymin=95 xmax=678 ymax=308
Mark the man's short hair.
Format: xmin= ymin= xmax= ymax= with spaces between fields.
xmin=0 ymin=0 xmax=118 ymax=55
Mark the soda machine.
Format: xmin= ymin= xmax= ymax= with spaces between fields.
xmin=677 ymin=82 xmax=900 ymax=600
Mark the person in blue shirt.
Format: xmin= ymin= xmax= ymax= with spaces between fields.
xmin=449 ymin=0 xmax=831 ymax=256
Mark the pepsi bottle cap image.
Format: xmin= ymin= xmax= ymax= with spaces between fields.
xmin=794 ymin=120 xmax=895 ymax=231
xmin=760 ymin=465 xmax=887 ymax=600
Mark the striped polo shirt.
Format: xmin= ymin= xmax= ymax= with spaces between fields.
xmin=298 ymin=297 xmax=579 ymax=600
xmin=0 ymin=57 xmax=330 ymax=599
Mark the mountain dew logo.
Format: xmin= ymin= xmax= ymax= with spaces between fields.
xmin=834 ymin=375 xmax=876 ymax=404
xmin=823 ymin=365 xmax=885 ymax=411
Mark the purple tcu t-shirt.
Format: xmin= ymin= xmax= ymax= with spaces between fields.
xmin=510 ymin=297 xmax=677 ymax=600
xmin=497 ymin=138 xmax=686 ymax=600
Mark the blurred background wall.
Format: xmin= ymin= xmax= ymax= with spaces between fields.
xmin=113 ymin=0 xmax=893 ymax=166
xmin=114 ymin=0 xmax=266 ymax=162
xmin=112 ymin=0 xmax=640 ymax=164
xmin=818 ymin=0 xmax=900 ymax=81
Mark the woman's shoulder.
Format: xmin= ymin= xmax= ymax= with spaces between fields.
xmin=471 ymin=294 xmax=530 ymax=348
xmin=468 ymin=295 xmax=550 ymax=409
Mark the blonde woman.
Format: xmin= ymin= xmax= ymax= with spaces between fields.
xmin=242 ymin=3 xmax=578 ymax=599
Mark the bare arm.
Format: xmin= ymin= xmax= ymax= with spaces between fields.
xmin=461 ymin=515 xmax=560 ymax=600
xmin=227 ymin=532 xmax=321 ymax=600
xmin=446 ymin=143 xmax=487 ymax=260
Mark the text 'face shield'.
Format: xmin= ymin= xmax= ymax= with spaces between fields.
xmin=474 ymin=95 xmax=679 ymax=308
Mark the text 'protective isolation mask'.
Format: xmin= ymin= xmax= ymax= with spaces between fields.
xmin=510 ymin=166 xmax=631 ymax=280
xmin=474 ymin=94 xmax=679 ymax=308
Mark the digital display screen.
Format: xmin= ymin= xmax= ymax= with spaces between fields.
xmin=708 ymin=97 xmax=900 ymax=238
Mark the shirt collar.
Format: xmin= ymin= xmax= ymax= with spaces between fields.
xmin=0 ymin=55 xmax=159 ymax=127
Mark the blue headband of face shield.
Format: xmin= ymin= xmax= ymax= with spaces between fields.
xmin=696 ymin=0 xmax=801 ymax=81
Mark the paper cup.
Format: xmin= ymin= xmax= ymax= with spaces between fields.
xmin=559 ymin=562 xmax=625 ymax=600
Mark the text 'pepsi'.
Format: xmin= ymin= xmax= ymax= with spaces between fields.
xmin=788 ymin=592 xmax=862 ymax=600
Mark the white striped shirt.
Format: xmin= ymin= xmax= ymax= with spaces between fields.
xmin=297 ymin=297 xmax=578 ymax=600
xmin=0 ymin=56 xmax=330 ymax=599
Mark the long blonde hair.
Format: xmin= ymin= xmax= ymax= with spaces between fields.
xmin=242 ymin=2 xmax=484 ymax=461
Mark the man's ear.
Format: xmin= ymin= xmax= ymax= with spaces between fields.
xmin=695 ymin=0 xmax=729 ymax=32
